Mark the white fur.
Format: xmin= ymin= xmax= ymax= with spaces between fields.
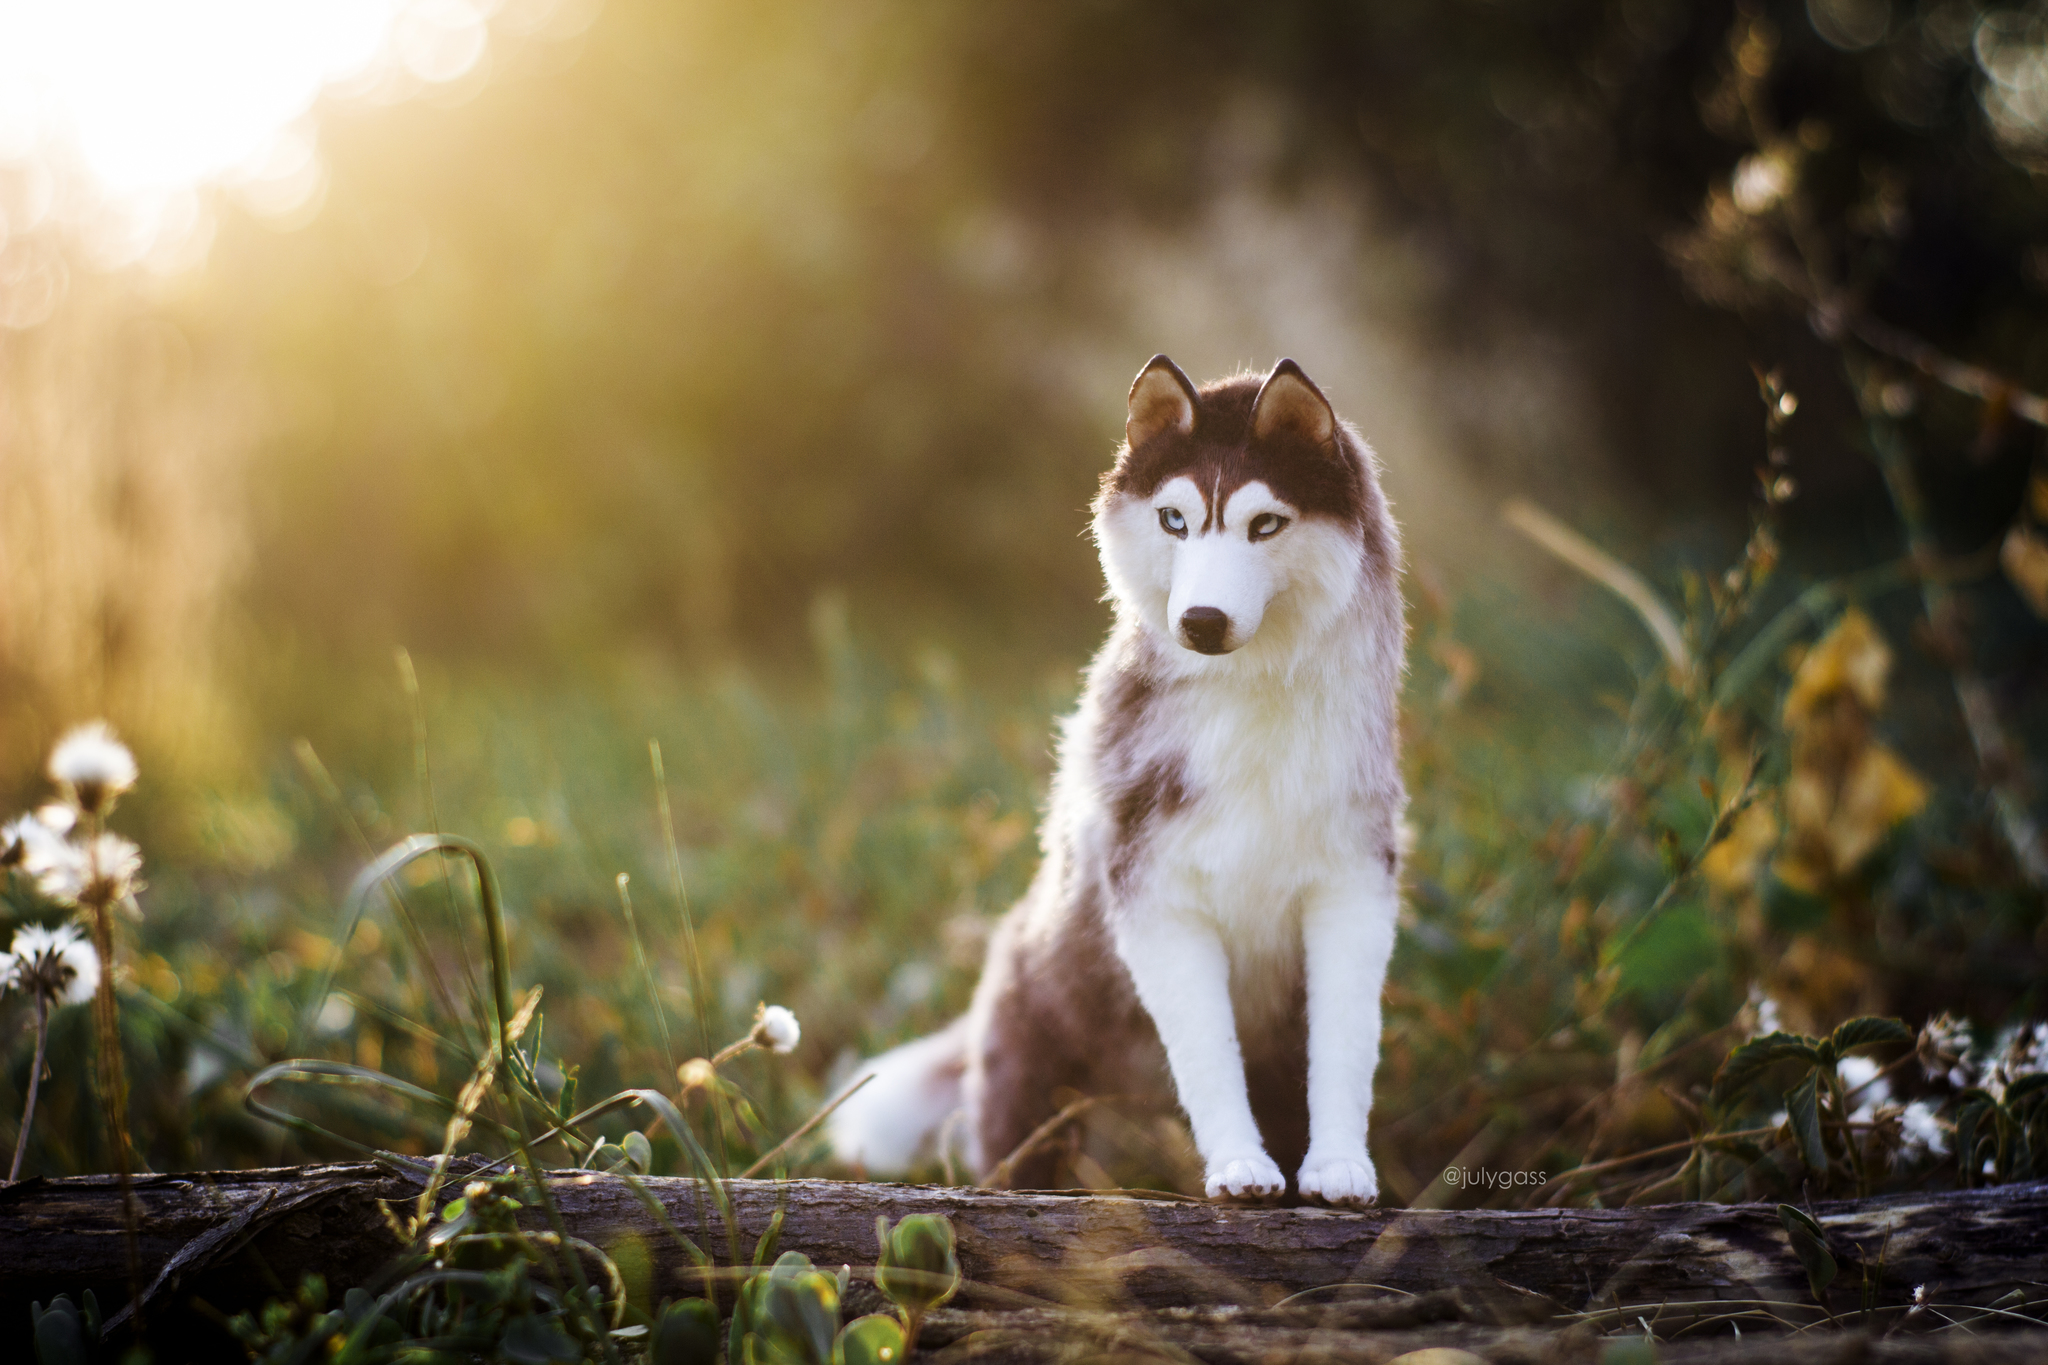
xmin=826 ymin=1018 xmax=968 ymax=1174
xmin=1085 ymin=472 xmax=1400 ymax=1204
xmin=831 ymin=376 xmax=1404 ymax=1208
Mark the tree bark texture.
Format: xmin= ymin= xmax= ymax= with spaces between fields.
xmin=0 ymin=1165 xmax=2042 ymax=1356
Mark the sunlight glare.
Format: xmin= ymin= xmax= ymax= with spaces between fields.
xmin=0 ymin=1 xmax=409 ymax=197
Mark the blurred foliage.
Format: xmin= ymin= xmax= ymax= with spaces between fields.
xmin=0 ymin=0 xmax=2045 ymax=1234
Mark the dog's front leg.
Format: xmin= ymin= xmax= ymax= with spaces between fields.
xmin=1112 ymin=910 xmax=1284 ymax=1200
xmin=1296 ymin=871 xmax=1399 ymax=1208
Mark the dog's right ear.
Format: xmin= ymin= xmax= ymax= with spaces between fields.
xmin=1127 ymin=355 xmax=1198 ymax=449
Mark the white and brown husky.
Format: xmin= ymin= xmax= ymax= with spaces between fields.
xmin=831 ymin=356 xmax=1405 ymax=1205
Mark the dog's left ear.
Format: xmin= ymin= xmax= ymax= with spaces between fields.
xmin=1250 ymin=359 xmax=1336 ymax=451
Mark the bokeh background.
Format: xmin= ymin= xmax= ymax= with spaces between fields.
xmin=0 ymin=0 xmax=2044 ymax=1201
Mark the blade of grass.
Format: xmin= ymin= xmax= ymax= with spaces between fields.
xmin=1503 ymin=498 xmax=1691 ymax=682
xmin=292 ymin=738 xmax=475 ymax=1059
xmin=651 ymin=739 xmax=713 ymax=1057
xmin=616 ymin=872 xmax=677 ymax=1079
xmin=398 ymin=649 xmax=493 ymax=1038
xmin=740 ymin=1072 xmax=874 ymax=1177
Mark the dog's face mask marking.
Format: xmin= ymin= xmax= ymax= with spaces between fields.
xmin=1147 ymin=476 xmax=1296 ymax=653
xmin=1097 ymin=356 xmax=1371 ymax=659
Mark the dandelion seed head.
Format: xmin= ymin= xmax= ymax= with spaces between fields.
xmin=47 ymin=722 xmax=138 ymax=816
xmin=3 ymin=811 xmax=72 ymax=878
xmin=3 ymin=922 xmax=100 ymax=1006
xmin=35 ymin=832 xmax=143 ymax=911
xmin=754 ymin=1003 xmax=801 ymax=1054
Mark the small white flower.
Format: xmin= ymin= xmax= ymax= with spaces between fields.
xmin=2006 ymin=1021 xmax=2048 ymax=1079
xmin=1899 ymin=1100 xmax=1949 ymax=1161
xmin=4 ymin=923 xmax=100 ymax=1006
xmin=1918 ymin=1012 xmax=1975 ymax=1088
xmin=1839 ymin=1054 xmax=1891 ymax=1123
xmin=1732 ymin=152 xmax=1793 ymax=214
xmin=48 ymin=722 xmax=139 ymax=816
xmin=753 ymin=1004 xmax=801 ymax=1055
xmin=1984 ymin=1020 xmax=2048 ymax=1101
xmin=1743 ymin=986 xmax=1784 ymax=1040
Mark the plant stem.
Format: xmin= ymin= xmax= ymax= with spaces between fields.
xmin=85 ymin=842 xmax=143 ymax=1330
xmin=9 ymin=994 xmax=48 ymax=1181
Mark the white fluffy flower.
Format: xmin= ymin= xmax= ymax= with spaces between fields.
xmin=3 ymin=923 xmax=100 ymax=1006
xmin=1985 ymin=1021 xmax=2048 ymax=1100
xmin=753 ymin=1004 xmax=801 ymax=1055
xmin=35 ymin=832 xmax=143 ymax=911
xmin=47 ymin=722 xmax=138 ymax=816
xmin=1899 ymin=1100 xmax=1949 ymax=1161
xmin=2 ymin=811 xmax=71 ymax=878
xmin=1840 ymin=1054 xmax=1891 ymax=1123
xmin=1918 ymin=1012 xmax=1975 ymax=1089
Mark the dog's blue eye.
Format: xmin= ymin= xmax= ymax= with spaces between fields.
xmin=1159 ymin=507 xmax=1187 ymax=537
xmin=1249 ymin=513 xmax=1289 ymax=541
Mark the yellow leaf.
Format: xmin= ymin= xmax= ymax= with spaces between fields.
xmin=2002 ymin=525 xmax=2048 ymax=619
xmin=1701 ymin=803 xmax=1779 ymax=895
xmin=1784 ymin=608 xmax=1890 ymax=727
xmin=1825 ymin=743 xmax=1928 ymax=871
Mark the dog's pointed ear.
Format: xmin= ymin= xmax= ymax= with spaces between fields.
xmin=1251 ymin=359 xmax=1336 ymax=451
xmin=1127 ymin=354 xmax=1198 ymax=448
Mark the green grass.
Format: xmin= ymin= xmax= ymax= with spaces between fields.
xmin=0 ymin=558 xmax=2041 ymax=1205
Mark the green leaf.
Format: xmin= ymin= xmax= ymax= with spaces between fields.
xmin=1776 ymin=1204 xmax=1837 ymax=1305
xmin=1712 ymin=1032 xmax=1822 ymax=1105
xmin=1955 ymin=1095 xmax=1998 ymax=1185
xmin=1828 ymin=1016 xmax=1911 ymax=1054
xmin=731 ymin=1272 xmax=770 ymax=1365
xmin=754 ymin=1208 xmax=786 ymax=1268
xmin=758 ymin=1265 xmax=841 ymax=1365
xmin=834 ymin=1315 xmax=906 ymax=1365
xmin=2005 ymin=1073 xmax=2048 ymax=1106
xmin=500 ymin=1314 xmax=583 ymax=1364
xmin=622 ymin=1130 xmax=654 ymax=1174
xmin=32 ymin=1296 xmax=89 ymax=1365
xmin=1785 ymin=1071 xmax=1827 ymax=1174
xmin=876 ymin=1214 xmax=960 ymax=1315
xmin=652 ymin=1298 xmax=721 ymax=1365
xmin=1612 ymin=904 xmax=1717 ymax=1012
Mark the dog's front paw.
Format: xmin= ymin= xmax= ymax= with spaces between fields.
xmin=1204 ymin=1151 xmax=1286 ymax=1202
xmin=1297 ymin=1152 xmax=1378 ymax=1208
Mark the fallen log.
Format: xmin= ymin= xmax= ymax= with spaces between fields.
xmin=0 ymin=1165 xmax=2042 ymax=1352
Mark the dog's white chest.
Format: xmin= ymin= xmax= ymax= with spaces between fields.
xmin=1144 ymin=675 xmax=1370 ymax=935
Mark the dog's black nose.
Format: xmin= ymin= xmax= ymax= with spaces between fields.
xmin=1179 ymin=607 xmax=1230 ymax=654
